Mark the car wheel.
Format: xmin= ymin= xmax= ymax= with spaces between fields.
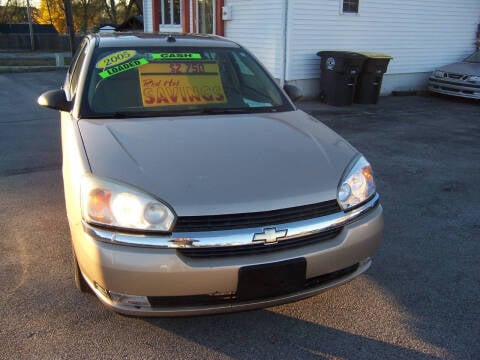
xmin=72 ymin=246 xmax=92 ymax=293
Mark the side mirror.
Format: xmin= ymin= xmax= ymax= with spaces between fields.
xmin=37 ymin=89 xmax=72 ymax=112
xmin=283 ymin=84 xmax=303 ymax=102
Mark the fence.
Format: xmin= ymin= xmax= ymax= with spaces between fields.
xmin=0 ymin=34 xmax=83 ymax=51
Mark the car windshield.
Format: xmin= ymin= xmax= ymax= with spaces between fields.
xmin=464 ymin=50 xmax=480 ymax=63
xmin=81 ymin=46 xmax=293 ymax=118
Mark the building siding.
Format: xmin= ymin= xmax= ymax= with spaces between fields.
xmin=224 ymin=0 xmax=284 ymax=78
xmin=143 ymin=0 xmax=153 ymax=32
xmin=287 ymin=0 xmax=480 ymax=80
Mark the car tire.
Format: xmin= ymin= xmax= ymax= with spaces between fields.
xmin=72 ymin=245 xmax=92 ymax=293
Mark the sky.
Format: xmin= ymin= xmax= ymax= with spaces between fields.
xmin=0 ymin=0 xmax=41 ymax=9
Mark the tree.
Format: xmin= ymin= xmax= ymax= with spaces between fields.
xmin=125 ymin=0 xmax=142 ymax=18
xmin=116 ymin=0 xmax=142 ymax=22
xmin=100 ymin=0 xmax=143 ymax=25
xmin=73 ymin=0 xmax=102 ymax=33
xmin=33 ymin=0 xmax=143 ymax=34
xmin=34 ymin=0 xmax=68 ymax=33
xmin=0 ymin=0 xmax=29 ymax=23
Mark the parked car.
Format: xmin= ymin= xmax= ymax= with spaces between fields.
xmin=428 ymin=50 xmax=480 ymax=99
xmin=38 ymin=33 xmax=383 ymax=316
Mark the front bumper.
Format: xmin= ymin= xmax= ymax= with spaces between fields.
xmin=72 ymin=197 xmax=383 ymax=316
xmin=428 ymin=77 xmax=480 ymax=99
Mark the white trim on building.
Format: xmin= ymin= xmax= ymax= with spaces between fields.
xmin=144 ymin=0 xmax=153 ymax=32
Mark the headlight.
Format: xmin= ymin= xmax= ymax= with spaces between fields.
xmin=433 ymin=70 xmax=445 ymax=78
xmin=467 ymin=75 xmax=480 ymax=83
xmin=81 ymin=175 xmax=176 ymax=232
xmin=337 ymin=155 xmax=376 ymax=211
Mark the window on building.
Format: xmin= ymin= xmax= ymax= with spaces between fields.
xmin=160 ymin=0 xmax=181 ymax=25
xmin=197 ymin=0 xmax=214 ymax=34
xmin=342 ymin=0 xmax=359 ymax=13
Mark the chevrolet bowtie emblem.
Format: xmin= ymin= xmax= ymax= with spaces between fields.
xmin=253 ymin=228 xmax=287 ymax=244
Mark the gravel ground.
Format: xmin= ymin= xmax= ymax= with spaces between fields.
xmin=0 ymin=70 xmax=479 ymax=359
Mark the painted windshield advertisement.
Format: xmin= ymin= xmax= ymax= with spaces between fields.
xmin=87 ymin=48 xmax=285 ymax=116
xmin=139 ymin=59 xmax=227 ymax=107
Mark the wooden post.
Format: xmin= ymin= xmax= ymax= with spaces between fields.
xmin=25 ymin=0 xmax=34 ymax=51
xmin=215 ymin=0 xmax=224 ymax=36
xmin=63 ymin=0 xmax=76 ymax=55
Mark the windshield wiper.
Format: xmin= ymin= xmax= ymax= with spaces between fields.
xmin=83 ymin=107 xmax=280 ymax=119
xmin=81 ymin=111 xmax=160 ymax=119
xmin=200 ymin=107 xmax=278 ymax=114
xmin=110 ymin=110 xmax=208 ymax=118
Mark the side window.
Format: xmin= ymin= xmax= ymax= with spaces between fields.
xmin=67 ymin=41 xmax=85 ymax=75
xmin=68 ymin=41 xmax=88 ymax=98
xmin=230 ymin=51 xmax=282 ymax=106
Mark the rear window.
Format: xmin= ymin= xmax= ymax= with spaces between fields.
xmin=81 ymin=47 xmax=292 ymax=117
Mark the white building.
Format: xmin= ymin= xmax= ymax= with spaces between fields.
xmin=142 ymin=0 xmax=480 ymax=98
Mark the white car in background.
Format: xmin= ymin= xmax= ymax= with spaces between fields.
xmin=429 ymin=50 xmax=480 ymax=99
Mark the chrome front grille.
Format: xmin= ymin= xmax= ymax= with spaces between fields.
xmin=83 ymin=194 xmax=381 ymax=249
xmin=176 ymin=228 xmax=342 ymax=258
xmin=447 ymin=73 xmax=466 ymax=80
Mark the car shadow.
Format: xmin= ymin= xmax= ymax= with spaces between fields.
xmin=427 ymin=91 xmax=480 ymax=104
xmin=143 ymin=308 xmax=441 ymax=359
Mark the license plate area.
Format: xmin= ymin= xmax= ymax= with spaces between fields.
xmin=237 ymin=258 xmax=306 ymax=301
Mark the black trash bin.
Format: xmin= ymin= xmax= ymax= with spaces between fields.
xmin=354 ymin=53 xmax=392 ymax=104
xmin=316 ymin=51 xmax=366 ymax=106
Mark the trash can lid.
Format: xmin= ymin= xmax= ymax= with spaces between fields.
xmin=316 ymin=50 xmax=366 ymax=58
xmin=355 ymin=52 xmax=392 ymax=59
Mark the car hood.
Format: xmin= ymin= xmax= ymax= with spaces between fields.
xmin=436 ymin=61 xmax=480 ymax=75
xmin=78 ymin=110 xmax=356 ymax=216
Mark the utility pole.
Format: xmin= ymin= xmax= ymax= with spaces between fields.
xmin=26 ymin=0 xmax=34 ymax=51
xmin=63 ymin=0 xmax=76 ymax=56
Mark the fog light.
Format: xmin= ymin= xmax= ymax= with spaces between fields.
xmin=109 ymin=291 xmax=151 ymax=307
xmin=94 ymin=282 xmax=110 ymax=299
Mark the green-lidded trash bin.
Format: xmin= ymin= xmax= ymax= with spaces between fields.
xmin=354 ymin=53 xmax=392 ymax=104
xmin=316 ymin=51 xmax=366 ymax=106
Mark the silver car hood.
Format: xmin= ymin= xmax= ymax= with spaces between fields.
xmin=78 ymin=110 xmax=356 ymax=216
xmin=437 ymin=62 xmax=480 ymax=75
